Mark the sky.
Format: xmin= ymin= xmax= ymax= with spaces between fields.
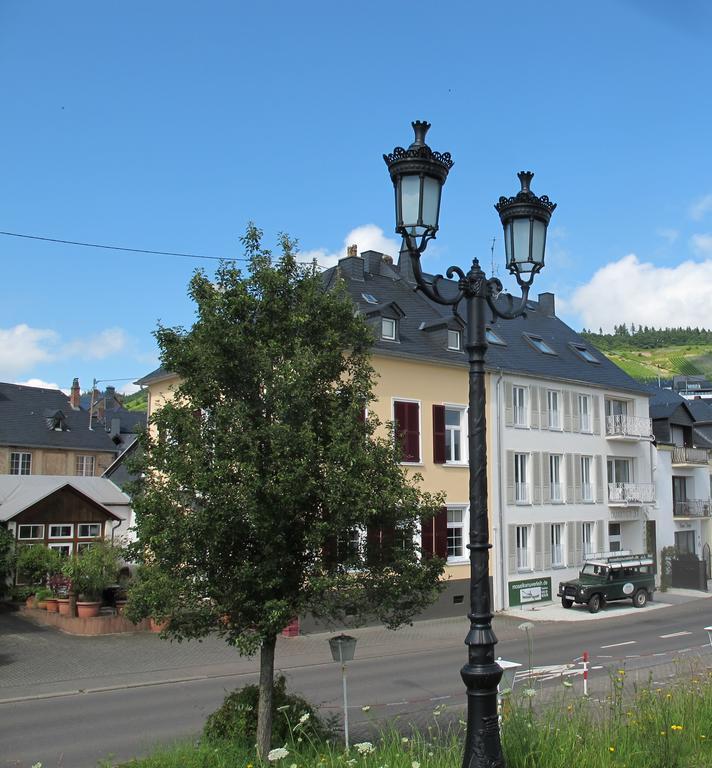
xmin=2 ymin=0 xmax=712 ymax=394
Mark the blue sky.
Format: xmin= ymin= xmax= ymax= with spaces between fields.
xmin=2 ymin=0 xmax=712 ymax=394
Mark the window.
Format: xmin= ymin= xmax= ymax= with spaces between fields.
xmin=550 ymin=454 xmax=563 ymax=501
xmin=78 ymin=523 xmax=101 ymax=538
xmin=524 ymin=333 xmax=556 ymax=355
xmin=486 ymin=328 xmax=506 ymax=346
xmin=75 ymin=455 xmax=96 ymax=476
xmin=447 ymin=329 xmax=462 ymax=351
xmin=513 ymin=386 xmax=527 ymax=427
xmin=381 ymin=317 xmax=397 ymax=341
xmin=48 ymin=543 xmax=72 ymax=558
xmin=607 ymin=458 xmax=631 ymax=484
xmin=337 ymin=529 xmax=362 ymax=562
xmin=447 ymin=508 xmax=466 ymax=559
xmin=551 ymin=523 xmax=564 ymax=567
xmin=582 ymin=522 xmax=594 ymax=557
xmin=608 ymin=522 xmax=621 ymax=552
xmin=581 ymin=456 xmax=593 ymax=501
xmin=361 ymin=292 xmax=378 ymax=304
xmin=547 ymin=390 xmax=561 ymax=429
xmin=445 ymin=407 xmax=465 ymax=463
xmin=394 ymin=400 xmax=420 ymax=463
xmin=605 ymin=399 xmax=628 ymax=417
xmin=10 ymin=452 xmax=31 ymax=475
xmin=17 ymin=524 xmax=44 ymax=540
xmin=570 ymin=343 xmax=599 ymax=363
xmin=578 ymin=394 xmax=591 ymax=432
xmin=672 ymin=476 xmax=688 ymax=503
xmin=675 ymin=530 xmax=695 ymax=555
xmin=516 ymin=525 xmax=531 ymax=569
xmin=49 ymin=524 xmax=73 ymax=539
xmin=515 ymin=453 xmax=528 ymax=502
xmin=77 ymin=541 xmax=96 ymax=554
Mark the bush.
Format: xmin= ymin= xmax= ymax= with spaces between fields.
xmin=15 ymin=546 xmax=62 ymax=588
xmin=203 ymin=675 xmax=329 ymax=747
xmin=10 ymin=585 xmax=34 ymax=602
xmin=63 ymin=540 xmax=123 ymax=601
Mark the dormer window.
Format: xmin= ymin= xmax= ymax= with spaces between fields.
xmin=45 ymin=409 xmax=70 ymax=432
xmin=447 ymin=329 xmax=462 ymax=351
xmin=361 ymin=292 xmax=378 ymax=304
xmin=570 ymin=342 xmax=600 ymax=363
xmin=381 ymin=317 xmax=397 ymax=341
xmin=486 ymin=328 xmax=506 ymax=346
xmin=524 ymin=333 xmax=556 ymax=355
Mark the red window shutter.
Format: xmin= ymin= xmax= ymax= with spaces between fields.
xmin=394 ymin=401 xmax=420 ymax=462
xmin=434 ymin=508 xmax=449 ymax=559
xmin=433 ymin=404 xmax=446 ymax=463
xmin=421 ymin=515 xmax=434 ymax=557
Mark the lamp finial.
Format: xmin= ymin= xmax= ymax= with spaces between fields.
xmin=517 ymin=171 xmax=534 ymax=195
xmin=410 ymin=120 xmax=431 ymax=148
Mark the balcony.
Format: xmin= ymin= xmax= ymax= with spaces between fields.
xmin=608 ymin=482 xmax=656 ymax=506
xmin=671 ymin=446 xmax=710 ymax=467
xmin=674 ymin=499 xmax=712 ymax=518
xmin=605 ymin=415 xmax=653 ymax=441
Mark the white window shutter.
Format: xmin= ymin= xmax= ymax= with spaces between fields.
xmin=541 ymin=391 xmax=550 ymax=429
xmin=544 ymin=523 xmax=552 ymax=569
xmin=534 ymin=522 xmax=544 ymax=570
xmin=508 ymin=526 xmax=517 ymax=574
xmin=575 ymin=521 xmax=584 ymax=565
xmin=592 ymin=395 xmax=601 ymax=435
xmin=532 ymin=452 xmax=542 ymax=504
xmin=506 ymin=451 xmax=515 ymax=504
xmin=542 ymin=452 xmax=551 ymax=503
xmin=563 ymin=390 xmax=573 ymax=431
xmin=596 ymin=520 xmax=605 ymax=552
xmin=574 ymin=454 xmax=582 ymax=503
xmin=505 ymin=382 xmax=513 ymax=427
xmin=573 ymin=394 xmax=581 ymax=432
xmin=567 ymin=523 xmax=576 ymax=567
xmin=566 ymin=453 xmax=574 ymax=502
xmin=595 ymin=455 xmax=604 ymax=502
xmin=530 ymin=387 xmax=540 ymax=429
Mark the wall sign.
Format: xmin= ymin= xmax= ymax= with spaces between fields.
xmin=508 ymin=577 xmax=552 ymax=607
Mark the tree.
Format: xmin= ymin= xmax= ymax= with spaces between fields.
xmin=127 ymin=225 xmax=445 ymax=757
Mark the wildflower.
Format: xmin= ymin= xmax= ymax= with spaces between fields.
xmin=618 ymin=670 xmax=625 ymax=676
xmin=299 ymin=713 xmax=310 ymax=724
xmin=354 ymin=743 xmax=375 ymax=756
xmin=361 ymin=705 xmax=371 ymax=712
xmin=459 ymin=719 xmax=466 ymax=726
xmin=701 ymin=735 xmax=707 ymax=740
xmin=671 ymin=725 xmax=683 ymax=731
xmin=412 ymin=763 xmax=420 ymax=768
xmin=562 ymin=680 xmax=573 ymax=688
xmin=297 ymin=737 xmax=303 ymax=743
xmin=518 ymin=621 xmax=534 ymax=632
xmin=276 ymin=705 xmax=290 ymax=712
xmin=401 ymin=737 xmax=409 ymax=743
xmin=609 ymin=746 xmax=615 ymax=752
xmin=347 ymin=761 xmax=357 ymax=767
xmin=267 ymin=747 xmax=290 ymax=762
xmin=660 ymin=732 xmax=666 ymax=736
xmin=666 ymin=693 xmax=672 ymax=699
xmin=523 ymin=688 xmax=537 ymax=698
xmin=32 ymin=764 xmax=43 ymax=768
xmin=290 ymin=764 xmax=297 ymax=768
xmin=428 ymin=753 xmax=434 ymax=758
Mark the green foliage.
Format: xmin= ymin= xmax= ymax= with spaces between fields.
xmin=203 ymin=674 xmax=329 ymax=746
xmin=0 ymin=526 xmax=15 ymax=596
xmin=10 ymin=585 xmax=35 ymax=602
xmin=34 ymin=586 xmax=53 ymax=601
xmin=128 ymin=224 xmax=445 ymax=653
xmin=122 ymin=389 xmax=148 ymax=412
xmin=63 ymin=540 xmax=123 ymax=601
xmin=15 ymin=545 xmax=62 ymax=587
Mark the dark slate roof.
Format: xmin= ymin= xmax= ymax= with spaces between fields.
xmin=102 ymin=439 xmax=141 ymax=490
xmin=642 ymin=384 xmax=695 ymax=421
xmin=685 ymin=398 xmax=712 ymax=423
xmin=135 ymin=366 xmax=172 ymax=386
xmin=0 ymin=383 xmax=120 ymax=453
xmin=325 ymin=255 xmax=649 ymax=395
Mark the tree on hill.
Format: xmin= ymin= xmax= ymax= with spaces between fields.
xmin=126 ymin=225 xmax=445 ymax=757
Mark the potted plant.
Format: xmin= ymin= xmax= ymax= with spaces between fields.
xmin=63 ymin=541 xmax=121 ymax=618
xmin=47 ymin=573 xmax=70 ymax=613
xmin=15 ymin=546 xmax=62 ymax=607
xmin=34 ymin=586 xmax=52 ymax=609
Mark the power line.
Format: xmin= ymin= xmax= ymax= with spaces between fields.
xmin=0 ymin=229 xmax=329 ymax=269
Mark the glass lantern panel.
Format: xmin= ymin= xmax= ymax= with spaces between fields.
xmin=400 ymin=175 xmax=421 ymax=232
xmin=512 ymin=217 xmax=533 ymax=271
xmin=503 ymin=221 xmax=513 ymax=265
xmin=421 ymin=175 xmax=441 ymax=230
xmin=531 ymin=219 xmax=547 ymax=266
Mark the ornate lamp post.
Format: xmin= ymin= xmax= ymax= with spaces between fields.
xmin=384 ymin=122 xmax=556 ymax=768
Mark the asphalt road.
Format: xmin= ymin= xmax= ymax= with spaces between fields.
xmin=2 ymin=599 xmax=712 ymax=768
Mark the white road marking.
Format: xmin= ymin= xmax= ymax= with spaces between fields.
xmin=600 ymin=640 xmax=636 ymax=649
xmin=598 ymin=654 xmax=613 ymax=658
xmin=660 ymin=631 xmax=692 ymax=639
xmin=429 ymin=696 xmax=450 ymax=701
xmin=386 ymin=701 xmax=408 ymax=707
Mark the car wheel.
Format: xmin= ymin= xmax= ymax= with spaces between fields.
xmin=588 ymin=594 xmax=601 ymax=614
xmin=561 ymin=597 xmax=574 ymax=609
xmin=633 ymin=589 xmax=648 ymax=608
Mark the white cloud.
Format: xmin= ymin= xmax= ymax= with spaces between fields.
xmin=61 ymin=328 xmax=128 ymax=360
xmin=657 ymin=228 xmax=679 ymax=244
xmin=690 ymin=194 xmax=712 ymax=221
xmin=563 ymin=253 xmax=712 ymax=332
xmin=691 ymin=233 xmax=712 ymax=256
xmin=0 ymin=324 xmax=58 ymax=377
xmin=300 ymin=224 xmax=400 ymax=269
xmin=116 ymin=382 xmax=141 ymax=396
xmin=15 ymin=377 xmax=64 ymax=392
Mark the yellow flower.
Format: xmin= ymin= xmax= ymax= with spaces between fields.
xmin=660 ymin=731 xmax=666 ymax=736
xmin=666 ymin=693 xmax=672 ymax=699
xmin=609 ymin=746 xmax=615 ymax=752
xmin=617 ymin=670 xmax=625 ymax=675
xmin=671 ymin=725 xmax=683 ymax=731
xmin=701 ymin=735 xmax=707 ymax=740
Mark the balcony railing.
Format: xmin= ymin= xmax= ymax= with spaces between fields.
xmin=608 ymin=482 xmax=656 ymax=505
xmin=674 ymin=499 xmax=712 ymax=518
xmin=672 ymin=446 xmax=710 ymax=465
xmin=605 ymin=414 xmax=652 ymax=439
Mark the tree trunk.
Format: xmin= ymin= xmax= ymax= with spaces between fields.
xmin=68 ymin=591 xmax=77 ymax=618
xmin=255 ymin=634 xmax=277 ymax=760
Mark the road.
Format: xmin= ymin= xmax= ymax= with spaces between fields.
xmin=2 ymin=598 xmax=712 ymax=767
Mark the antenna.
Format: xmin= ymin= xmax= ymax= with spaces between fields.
xmin=490 ymin=237 xmax=498 ymax=277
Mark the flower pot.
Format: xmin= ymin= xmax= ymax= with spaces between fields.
xmin=36 ymin=600 xmax=48 ymax=610
xmin=25 ymin=595 xmax=36 ymax=609
xmin=149 ymin=617 xmax=169 ymax=633
xmin=56 ymin=598 xmax=71 ymax=616
xmin=281 ymin=617 xmax=300 ymax=637
xmin=45 ymin=598 xmax=59 ymax=613
xmin=76 ymin=601 xmax=102 ymax=618
xmin=115 ymin=600 xmax=127 ymax=615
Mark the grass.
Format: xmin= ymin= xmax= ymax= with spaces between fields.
xmin=596 ymin=343 xmax=712 ymax=383
xmin=110 ymin=668 xmax=712 ymax=768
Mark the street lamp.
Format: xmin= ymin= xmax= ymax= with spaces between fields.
xmin=384 ymin=121 xmax=556 ymax=768
xmin=329 ymin=634 xmax=358 ymax=750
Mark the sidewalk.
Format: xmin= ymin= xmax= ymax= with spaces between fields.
xmin=0 ymin=587 xmax=708 ymax=704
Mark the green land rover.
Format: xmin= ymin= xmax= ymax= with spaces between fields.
xmin=557 ymin=552 xmax=656 ymax=613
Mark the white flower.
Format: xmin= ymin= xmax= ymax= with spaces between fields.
xmin=267 ymin=747 xmax=290 ymax=761
xmin=562 ymin=680 xmax=573 ymax=688
xmin=523 ymin=688 xmax=537 ymax=698
xmin=347 ymin=760 xmax=357 ymax=767
xmin=412 ymin=762 xmax=420 ymax=768
xmin=361 ymin=705 xmax=371 ymax=712
xmin=354 ymin=742 xmax=375 ymax=755
xmin=290 ymin=764 xmax=297 ymax=768
xmin=299 ymin=712 xmax=310 ymax=724
xmin=401 ymin=737 xmax=409 ymax=743
xmin=518 ymin=621 xmax=534 ymax=632
xmin=32 ymin=764 xmax=43 ymax=768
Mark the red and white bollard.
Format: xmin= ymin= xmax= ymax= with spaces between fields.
xmin=582 ymin=650 xmax=589 ymax=697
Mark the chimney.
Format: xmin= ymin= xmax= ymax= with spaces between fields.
xmin=361 ymin=250 xmax=383 ymax=276
xmin=105 ymin=385 xmax=116 ymax=409
xmin=537 ymin=292 xmax=556 ymax=317
xmin=346 ymin=244 xmax=358 ymax=258
xmin=70 ymin=378 xmax=81 ymax=410
xmin=337 ymin=252 xmax=364 ymax=282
